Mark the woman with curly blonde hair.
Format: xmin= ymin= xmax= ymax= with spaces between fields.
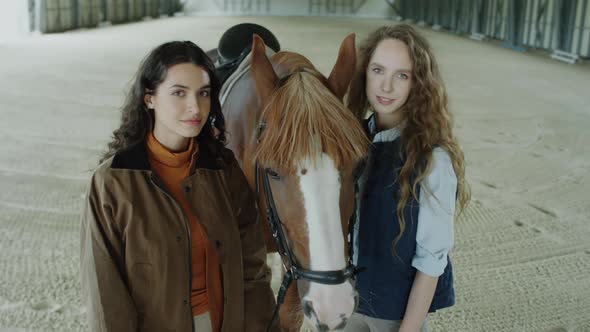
xmin=345 ymin=24 xmax=470 ymax=332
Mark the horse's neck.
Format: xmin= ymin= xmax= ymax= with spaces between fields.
xmin=220 ymin=68 xmax=263 ymax=175
xmin=220 ymin=51 xmax=295 ymax=175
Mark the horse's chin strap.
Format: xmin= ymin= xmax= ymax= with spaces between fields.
xmin=263 ymin=264 xmax=364 ymax=332
xmin=256 ymin=121 xmax=364 ymax=332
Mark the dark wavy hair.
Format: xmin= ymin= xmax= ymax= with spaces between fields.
xmin=100 ymin=41 xmax=226 ymax=163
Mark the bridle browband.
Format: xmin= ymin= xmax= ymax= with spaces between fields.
xmin=255 ymin=120 xmax=364 ymax=332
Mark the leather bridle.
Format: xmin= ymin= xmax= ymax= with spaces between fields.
xmin=255 ymin=121 xmax=363 ymax=332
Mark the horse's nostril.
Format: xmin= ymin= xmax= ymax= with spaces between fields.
xmin=303 ymin=300 xmax=314 ymax=317
xmin=317 ymin=323 xmax=329 ymax=332
xmin=334 ymin=317 xmax=348 ymax=330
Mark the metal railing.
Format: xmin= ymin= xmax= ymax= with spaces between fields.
xmin=308 ymin=0 xmax=367 ymax=15
xmin=31 ymin=0 xmax=183 ymax=33
xmin=213 ymin=0 xmax=271 ymax=14
xmin=390 ymin=0 xmax=590 ymax=62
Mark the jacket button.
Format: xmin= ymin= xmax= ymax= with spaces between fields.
xmin=184 ymin=186 xmax=191 ymax=193
xmin=183 ymin=299 xmax=188 ymax=306
xmin=176 ymin=235 xmax=181 ymax=242
xmin=215 ymin=240 xmax=221 ymax=248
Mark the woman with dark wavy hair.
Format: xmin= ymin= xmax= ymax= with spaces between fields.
xmin=345 ymin=25 xmax=470 ymax=332
xmin=80 ymin=41 xmax=279 ymax=332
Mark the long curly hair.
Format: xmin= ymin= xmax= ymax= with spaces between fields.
xmin=348 ymin=24 xmax=470 ymax=248
xmin=100 ymin=41 xmax=226 ymax=163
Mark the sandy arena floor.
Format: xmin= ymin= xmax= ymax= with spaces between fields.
xmin=0 ymin=15 xmax=589 ymax=332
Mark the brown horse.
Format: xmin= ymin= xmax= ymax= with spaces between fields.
xmin=221 ymin=34 xmax=369 ymax=332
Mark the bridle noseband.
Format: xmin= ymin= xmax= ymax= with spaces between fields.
xmin=256 ymin=121 xmax=363 ymax=332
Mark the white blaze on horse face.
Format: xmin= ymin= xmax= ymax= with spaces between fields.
xmin=298 ymin=153 xmax=356 ymax=331
xmin=299 ymin=154 xmax=345 ymax=271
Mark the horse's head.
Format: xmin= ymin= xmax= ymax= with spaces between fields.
xmin=251 ymin=34 xmax=369 ymax=331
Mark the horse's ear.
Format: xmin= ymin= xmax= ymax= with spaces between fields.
xmin=327 ymin=33 xmax=356 ymax=100
xmin=251 ymin=34 xmax=278 ymax=104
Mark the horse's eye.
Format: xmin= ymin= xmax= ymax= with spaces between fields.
xmin=267 ymin=169 xmax=281 ymax=180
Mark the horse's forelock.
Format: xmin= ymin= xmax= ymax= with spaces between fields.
xmin=254 ymin=59 xmax=369 ymax=175
xmin=271 ymin=52 xmax=315 ymax=76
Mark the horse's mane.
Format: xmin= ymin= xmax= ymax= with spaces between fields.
xmin=254 ymin=54 xmax=369 ymax=174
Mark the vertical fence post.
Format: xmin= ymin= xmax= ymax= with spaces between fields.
xmin=528 ymin=0 xmax=535 ymax=46
xmin=564 ymin=0 xmax=577 ymax=51
xmin=535 ymin=0 xmax=548 ymax=48
xmin=577 ymin=0 xmax=587 ymax=55
xmin=72 ymin=0 xmax=78 ymax=29
xmin=56 ymin=0 xmax=62 ymax=31
xmin=101 ymin=0 xmax=107 ymax=21
xmin=28 ymin=0 xmax=34 ymax=32
xmin=35 ymin=0 xmax=42 ymax=32
xmin=470 ymin=0 xmax=486 ymax=40
xmin=503 ymin=0 xmax=526 ymax=50
xmin=549 ymin=0 xmax=580 ymax=62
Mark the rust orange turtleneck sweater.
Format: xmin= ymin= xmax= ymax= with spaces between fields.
xmin=146 ymin=132 xmax=223 ymax=331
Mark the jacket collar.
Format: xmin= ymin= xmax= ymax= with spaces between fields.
xmin=111 ymin=140 xmax=223 ymax=171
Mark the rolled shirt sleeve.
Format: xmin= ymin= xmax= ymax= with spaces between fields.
xmin=411 ymin=148 xmax=457 ymax=277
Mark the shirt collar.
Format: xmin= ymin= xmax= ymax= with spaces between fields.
xmin=368 ymin=114 xmax=404 ymax=143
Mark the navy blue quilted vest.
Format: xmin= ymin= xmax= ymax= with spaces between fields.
xmin=355 ymin=138 xmax=455 ymax=320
